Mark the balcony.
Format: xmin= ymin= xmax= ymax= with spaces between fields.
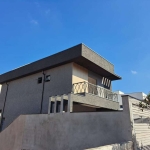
xmin=48 ymin=82 xmax=119 ymax=114
xmin=72 ymin=81 xmax=118 ymax=102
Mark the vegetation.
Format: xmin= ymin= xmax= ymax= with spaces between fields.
xmin=139 ymin=93 xmax=150 ymax=111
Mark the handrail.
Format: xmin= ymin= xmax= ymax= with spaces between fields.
xmin=72 ymin=81 xmax=118 ymax=102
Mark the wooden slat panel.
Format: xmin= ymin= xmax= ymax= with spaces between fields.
xmin=132 ymin=106 xmax=150 ymax=117
xmin=132 ymin=111 xmax=150 ymax=117
xmin=134 ymin=123 xmax=149 ymax=126
xmin=136 ymin=133 xmax=150 ymax=137
xmin=132 ymin=104 xmax=150 ymax=146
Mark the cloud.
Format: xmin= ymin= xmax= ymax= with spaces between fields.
xmin=131 ymin=70 xmax=137 ymax=75
xmin=30 ymin=19 xmax=38 ymax=25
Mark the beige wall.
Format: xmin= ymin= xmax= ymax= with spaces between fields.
xmin=72 ymin=63 xmax=88 ymax=84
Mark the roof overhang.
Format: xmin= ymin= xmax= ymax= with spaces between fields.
xmin=0 ymin=44 xmax=121 ymax=84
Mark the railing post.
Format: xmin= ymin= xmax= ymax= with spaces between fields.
xmin=67 ymin=93 xmax=71 ymax=113
xmin=54 ymin=96 xmax=57 ymax=114
xmin=48 ymin=97 xmax=52 ymax=114
xmin=84 ymin=81 xmax=86 ymax=93
xmin=60 ymin=95 xmax=64 ymax=113
xmin=72 ymin=84 xmax=74 ymax=93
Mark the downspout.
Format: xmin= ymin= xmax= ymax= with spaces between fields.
xmin=0 ymin=82 xmax=9 ymax=131
xmin=40 ymin=71 xmax=45 ymax=114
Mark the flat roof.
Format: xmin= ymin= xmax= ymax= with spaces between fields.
xmin=0 ymin=43 xmax=121 ymax=84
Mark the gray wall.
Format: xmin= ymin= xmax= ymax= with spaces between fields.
xmin=82 ymin=44 xmax=114 ymax=74
xmin=0 ymin=63 xmax=72 ymax=130
xmin=0 ymin=100 xmax=132 ymax=150
xmin=71 ymin=93 xmax=119 ymax=111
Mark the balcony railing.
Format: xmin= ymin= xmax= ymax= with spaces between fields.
xmin=72 ymin=81 xmax=118 ymax=102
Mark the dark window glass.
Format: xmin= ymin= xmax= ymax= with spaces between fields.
xmin=120 ymin=105 xmax=123 ymax=108
xmin=45 ymin=75 xmax=51 ymax=82
xmin=37 ymin=77 xmax=42 ymax=84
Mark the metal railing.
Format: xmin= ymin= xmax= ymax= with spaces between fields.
xmin=72 ymin=81 xmax=118 ymax=102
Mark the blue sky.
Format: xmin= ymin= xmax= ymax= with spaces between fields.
xmin=0 ymin=0 xmax=150 ymax=94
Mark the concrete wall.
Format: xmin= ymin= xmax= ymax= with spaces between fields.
xmin=71 ymin=93 xmax=119 ymax=111
xmin=0 ymin=106 xmax=132 ymax=150
xmin=41 ymin=63 xmax=73 ymax=113
xmin=0 ymin=115 xmax=26 ymax=150
xmin=73 ymin=103 xmax=96 ymax=112
xmin=0 ymin=63 xmax=73 ymax=130
xmin=82 ymin=44 xmax=114 ymax=74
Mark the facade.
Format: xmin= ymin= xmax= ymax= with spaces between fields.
xmin=0 ymin=43 xmax=121 ymax=130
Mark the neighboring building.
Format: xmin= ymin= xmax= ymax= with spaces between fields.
xmin=114 ymin=90 xmax=147 ymax=109
xmin=0 ymin=43 xmax=121 ymax=130
xmin=126 ymin=92 xmax=147 ymax=100
xmin=114 ymin=91 xmax=124 ymax=110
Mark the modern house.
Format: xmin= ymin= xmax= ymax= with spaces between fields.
xmin=0 ymin=43 xmax=121 ymax=130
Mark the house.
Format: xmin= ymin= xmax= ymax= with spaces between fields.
xmin=0 ymin=43 xmax=121 ymax=130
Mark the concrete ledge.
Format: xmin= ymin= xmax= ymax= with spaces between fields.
xmin=71 ymin=93 xmax=119 ymax=110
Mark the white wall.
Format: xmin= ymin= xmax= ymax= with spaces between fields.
xmin=126 ymin=92 xmax=147 ymax=100
xmin=114 ymin=91 xmax=124 ymax=110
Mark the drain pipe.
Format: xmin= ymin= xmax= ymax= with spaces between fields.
xmin=40 ymin=71 xmax=46 ymax=114
xmin=0 ymin=82 xmax=9 ymax=131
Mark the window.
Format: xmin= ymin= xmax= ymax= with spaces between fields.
xmin=102 ymin=77 xmax=111 ymax=88
xmin=120 ymin=105 xmax=123 ymax=108
xmin=37 ymin=77 xmax=42 ymax=84
xmin=45 ymin=75 xmax=51 ymax=82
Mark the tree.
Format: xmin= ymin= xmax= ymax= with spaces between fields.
xmin=139 ymin=92 xmax=150 ymax=111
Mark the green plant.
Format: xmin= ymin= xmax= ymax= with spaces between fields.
xmin=139 ymin=92 xmax=150 ymax=111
